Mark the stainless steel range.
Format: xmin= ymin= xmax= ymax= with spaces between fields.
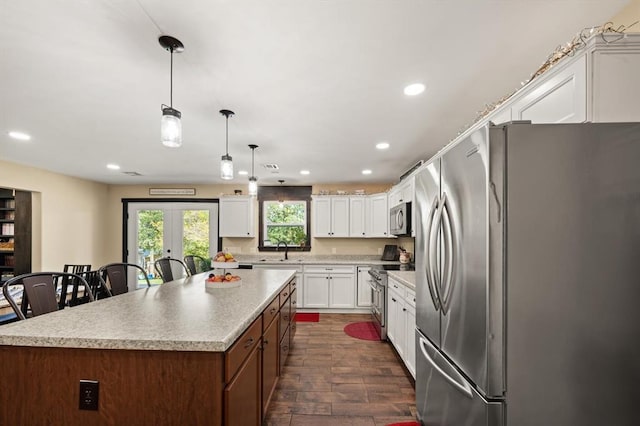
xmin=368 ymin=264 xmax=414 ymax=341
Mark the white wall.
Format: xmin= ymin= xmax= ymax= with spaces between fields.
xmin=0 ymin=160 xmax=110 ymax=271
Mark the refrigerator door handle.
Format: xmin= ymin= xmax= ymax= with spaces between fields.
xmin=440 ymin=193 xmax=456 ymax=314
xmin=430 ymin=193 xmax=448 ymax=308
xmin=424 ymin=195 xmax=441 ymax=311
xmin=418 ymin=334 xmax=473 ymax=399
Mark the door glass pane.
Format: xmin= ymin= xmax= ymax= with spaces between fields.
xmin=182 ymin=209 xmax=210 ymax=259
xmin=136 ymin=210 xmax=164 ymax=286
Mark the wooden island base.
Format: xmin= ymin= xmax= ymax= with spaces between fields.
xmin=0 ymin=346 xmax=225 ymax=425
xmin=0 ymin=271 xmax=297 ymax=426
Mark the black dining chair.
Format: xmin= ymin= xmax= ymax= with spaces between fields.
xmin=2 ymin=272 xmax=94 ymax=320
xmin=76 ymin=270 xmax=110 ymax=302
xmin=59 ymin=264 xmax=91 ymax=308
xmin=97 ymin=263 xmax=151 ymax=297
xmin=154 ymin=257 xmax=190 ymax=283
xmin=184 ymin=255 xmax=211 ymax=275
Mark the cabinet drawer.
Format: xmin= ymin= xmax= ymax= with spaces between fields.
xmin=279 ymin=283 xmax=291 ymax=306
xmin=263 ymin=296 xmax=280 ymax=332
xmin=389 ymin=279 xmax=403 ymax=294
xmin=406 ymin=288 xmax=416 ymax=308
xmin=279 ymin=297 xmax=291 ymax=342
xmin=225 ymin=316 xmax=262 ymax=380
xmin=303 ymin=265 xmax=354 ymax=274
xmin=289 ymin=277 xmax=298 ymax=294
xmin=279 ymin=326 xmax=291 ymax=374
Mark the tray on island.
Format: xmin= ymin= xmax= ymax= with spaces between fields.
xmin=205 ymin=278 xmax=242 ymax=289
xmin=211 ymin=261 xmax=239 ymax=269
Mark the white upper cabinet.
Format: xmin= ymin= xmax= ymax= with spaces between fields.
xmin=349 ymin=197 xmax=367 ymax=237
xmin=367 ymin=193 xmax=389 ymax=238
xmin=487 ymin=34 xmax=640 ymax=127
xmin=219 ymin=196 xmax=254 ymax=237
xmin=312 ymin=196 xmax=349 ymax=237
xmin=389 ymin=176 xmax=415 ymax=208
xmin=511 ymin=55 xmax=587 ymax=123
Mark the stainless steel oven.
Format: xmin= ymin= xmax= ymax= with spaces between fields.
xmin=368 ymin=267 xmax=387 ymax=340
xmin=368 ymin=264 xmax=415 ymax=341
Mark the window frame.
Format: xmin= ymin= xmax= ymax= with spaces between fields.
xmin=258 ymin=186 xmax=311 ymax=252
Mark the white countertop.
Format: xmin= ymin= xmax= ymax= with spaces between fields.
xmin=388 ymin=271 xmax=416 ymax=291
xmin=237 ymin=254 xmax=403 ymax=266
xmin=0 ymin=269 xmax=295 ymax=352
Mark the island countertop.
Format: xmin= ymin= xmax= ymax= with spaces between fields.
xmin=0 ymin=269 xmax=295 ymax=352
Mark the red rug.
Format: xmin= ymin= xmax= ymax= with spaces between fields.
xmin=385 ymin=422 xmax=419 ymax=426
xmin=295 ymin=312 xmax=319 ymax=322
xmin=344 ymin=321 xmax=380 ymax=340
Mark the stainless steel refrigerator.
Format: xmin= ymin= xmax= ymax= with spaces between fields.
xmin=415 ymin=122 xmax=640 ymax=426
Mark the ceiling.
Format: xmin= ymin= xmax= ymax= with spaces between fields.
xmin=0 ymin=0 xmax=630 ymax=186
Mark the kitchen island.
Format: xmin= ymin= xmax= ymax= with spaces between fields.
xmin=0 ymin=268 xmax=296 ymax=425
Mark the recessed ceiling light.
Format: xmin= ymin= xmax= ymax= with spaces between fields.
xmin=107 ymin=164 xmax=120 ymax=170
xmin=300 ymin=170 xmax=310 ymax=175
xmin=238 ymin=170 xmax=249 ymax=176
xmin=404 ymin=83 xmax=425 ymax=96
xmin=376 ymin=142 xmax=390 ymax=150
xmin=362 ymin=169 xmax=372 ymax=175
xmin=8 ymin=131 xmax=31 ymax=141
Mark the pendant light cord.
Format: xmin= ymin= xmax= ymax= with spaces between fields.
xmin=251 ymin=147 xmax=255 ymax=176
xmin=170 ymin=48 xmax=173 ymax=107
xmin=225 ymin=116 xmax=229 ymax=156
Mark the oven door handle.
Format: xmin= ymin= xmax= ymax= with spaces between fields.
xmin=367 ymin=279 xmax=381 ymax=292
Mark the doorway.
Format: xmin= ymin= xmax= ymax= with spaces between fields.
xmin=124 ymin=201 xmax=219 ymax=289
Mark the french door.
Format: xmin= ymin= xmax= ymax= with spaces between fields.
xmin=126 ymin=202 xmax=219 ymax=289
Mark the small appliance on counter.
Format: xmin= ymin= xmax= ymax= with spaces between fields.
xmin=381 ymin=244 xmax=399 ymax=261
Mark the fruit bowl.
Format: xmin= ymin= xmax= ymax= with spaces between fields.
xmin=211 ymin=251 xmax=238 ymax=269
xmin=205 ymin=273 xmax=242 ymax=289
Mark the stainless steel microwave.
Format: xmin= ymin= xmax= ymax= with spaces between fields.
xmin=390 ymin=202 xmax=411 ymax=236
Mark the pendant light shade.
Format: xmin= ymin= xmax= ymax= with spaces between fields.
xmin=161 ymin=107 xmax=182 ymax=147
xmin=159 ymin=36 xmax=184 ymax=148
xmin=220 ymin=109 xmax=235 ymax=180
xmin=248 ymin=144 xmax=259 ymax=196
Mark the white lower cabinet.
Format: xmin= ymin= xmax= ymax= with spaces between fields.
xmin=356 ymin=266 xmax=372 ymax=307
xmin=303 ymin=265 xmax=355 ymax=309
xmin=387 ymin=276 xmax=416 ymax=378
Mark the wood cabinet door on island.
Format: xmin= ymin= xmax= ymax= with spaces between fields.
xmin=262 ymin=312 xmax=279 ymax=416
xmin=224 ymin=342 xmax=261 ymax=426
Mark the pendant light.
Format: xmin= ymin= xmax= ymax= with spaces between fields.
xmin=248 ymin=144 xmax=259 ymax=196
xmin=220 ymin=109 xmax=235 ymax=180
xmin=159 ymin=35 xmax=185 ymax=148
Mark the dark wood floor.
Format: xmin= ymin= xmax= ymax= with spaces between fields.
xmin=264 ymin=313 xmax=417 ymax=426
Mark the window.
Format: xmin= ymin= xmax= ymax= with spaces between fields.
xmin=263 ymin=201 xmax=306 ymax=247
xmin=258 ymin=186 xmax=311 ymax=251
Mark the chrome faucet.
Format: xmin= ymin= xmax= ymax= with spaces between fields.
xmin=277 ymin=241 xmax=289 ymax=260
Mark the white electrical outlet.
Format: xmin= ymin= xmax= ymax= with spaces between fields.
xmin=377 ymin=247 xmax=383 ymax=255
xmin=332 ymin=248 xmax=337 ymax=254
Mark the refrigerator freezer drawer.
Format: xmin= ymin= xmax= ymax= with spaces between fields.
xmin=416 ymin=330 xmax=503 ymax=426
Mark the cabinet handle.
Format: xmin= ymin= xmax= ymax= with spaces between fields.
xmin=292 ymin=300 xmax=297 ymax=305
xmin=244 ymin=337 xmax=255 ymax=348
xmin=402 ymin=308 xmax=407 ymax=312
xmin=263 ymin=339 xmax=269 ymax=345
xmin=392 ymin=298 xmax=397 ymax=302
xmin=270 ymin=308 xmax=277 ymax=314
xmin=283 ymin=292 xmax=288 ymax=297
